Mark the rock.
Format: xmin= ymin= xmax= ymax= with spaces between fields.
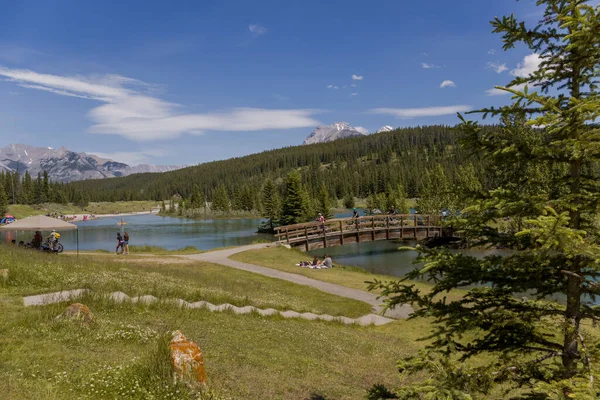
xmin=169 ymin=330 xmax=207 ymax=387
xmin=0 ymin=269 xmax=8 ymax=280
xmin=56 ymin=303 xmax=94 ymax=325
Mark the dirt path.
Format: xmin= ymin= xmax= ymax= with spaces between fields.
xmin=181 ymin=244 xmax=413 ymax=319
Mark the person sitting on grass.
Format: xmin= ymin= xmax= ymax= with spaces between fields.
xmin=31 ymin=231 xmax=43 ymax=248
xmin=321 ymin=254 xmax=333 ymax=269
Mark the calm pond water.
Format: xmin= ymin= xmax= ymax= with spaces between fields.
xmin=5 ymin=214 xmax=272 ymax=252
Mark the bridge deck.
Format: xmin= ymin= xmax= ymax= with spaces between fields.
xmin=275 ymin=214 xmax=446 ymax=251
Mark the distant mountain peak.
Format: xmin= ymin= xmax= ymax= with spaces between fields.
xmin=0 ymin=144 xmax=185 ymax=182
xmin=376 ymin=125 xmax=394 ymax=133
xmin=303 ymin=122 xmax=366 ymax=145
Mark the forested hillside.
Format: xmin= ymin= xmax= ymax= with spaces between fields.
xmin=65 ymin=125 xmax=481 ymax=204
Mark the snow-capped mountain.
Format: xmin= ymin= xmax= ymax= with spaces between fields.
xmin=376 ymin=125 xmax=394 ymax=133
xmin=0 ymin=144 xmax=184 ymax=182
xmin=303 ymin=122 xmax=366 ymax=145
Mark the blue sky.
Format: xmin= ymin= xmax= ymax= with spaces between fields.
xmin=0 ymin=0 xmax=572 ymax=166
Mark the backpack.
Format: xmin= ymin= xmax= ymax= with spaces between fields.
xmin=124 ymin=232 xmax=129 ymax=241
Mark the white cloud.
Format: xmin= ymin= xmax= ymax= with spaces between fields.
xmin=351 ymin=74 xmax=363 ymax=81
xmin=440 ymin=80 xmax=456 ymax=88
xmin=422 ymin=63 xmax=443 ymax=69
xmin=511 ymin=53 xmax=541 ymax=78
xmin=369 ymin=105 xmax=472 ymax=118
xmin=326 ymin=84 xmax=339 ymax=89
xmin=488 ymin=49 xmax=496 ymax=55
xmin=0 ymin=66 xmax=321 ymax=141
xmin=484 ymin=54 xmax=540 ymax=95
xmin=487 ymin=61 xmax=508 ymax=74
xmin=355 ymin=126 xmax=368 ymax=134
xmin=248 ymin=24 xmax=267 ymax=37
xmin=89 ymin=149 xmax=169 ymax=165
xmin=350 ymin=92 xmax=358 ymax=96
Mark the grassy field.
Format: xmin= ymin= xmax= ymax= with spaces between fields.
xmin=7 ymin=201 xmax=160 ymax=219
xmin=0 ymin=245 xmax=433 ymax=399
xmin=230 ymin=246 xmax=466 ymax=302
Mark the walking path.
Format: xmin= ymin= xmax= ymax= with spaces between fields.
xmin=181 ymin=243 xmax=413 ymax=319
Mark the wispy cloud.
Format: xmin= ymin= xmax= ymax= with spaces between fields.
xmin=351 ymin=74 xmax=363 ymax=81
xmin=249 ymin=24 xmax=267 ymax=37
xmin=422 ymin=62 xmax=442 ymax=69
xmin=369 ymin=105 xmax=471 ymax=118
xmin=488 ymin=49 xmax=496 ymax=55
xmin=326 ymin=84 xmax=339 ymax=89
xmin=350 ymin=92 xmax=358 ymax=96
xmin=0 ymin=66 xmax=322 ymax=141
xmin=487 ymin=61 xmax=508 ymax=74
xmin=440 ymin=80 xmax=456 ymax=88
xmin=89 ymin=148 xmax=169 ymax=165
xmin=350 ymin=84 xmax=356 ymax=87
xmin=355 ymin=126 xmax=368 ymax=134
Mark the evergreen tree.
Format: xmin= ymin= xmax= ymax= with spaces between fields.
xmin=0 ymin=180 xmax=7 ymax=215
xmin=281 ymin=170 xmax=309 ymax=225
xmin=190 ymin=184 xmax=203 ymax=209
xmin=33 ymin=172 xmax=43 ymax=205
xmin=211 ymin=184 xmax=230 ymax=212
xmin=371 ymin=1 xmax=600 ymax=397
xmin=160 ymin=200 xmax=166 ymax=213
xmin=416 ymin=164 xmax=451 ymax=214
xmin=316 ymin=183 xmax=333 ymax=219
xmin=261 ymin=179 xmax=280 ymax=230
xmin=178 ymin=198 xmax=185 ymax=216
xmin=343 ymin=193 xmax=355 ymax=209
xmin=385 ymin=183 xmax=408 ymax=214
xmin=239 ymin=185 xmax=254 ymax=212
xmin=42 ymin=170 xmax=50 ymax=203
xmin=21 ymin=171 xmax=32 ymax=204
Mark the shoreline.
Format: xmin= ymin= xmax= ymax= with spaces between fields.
xmin=68 ymin=209 xmax=159 ymax=221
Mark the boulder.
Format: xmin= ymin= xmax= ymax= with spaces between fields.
xmin=56 ymin=303 xmax=94 ymax=325
xmin=169 ymin=330 xmax=207 ymax=387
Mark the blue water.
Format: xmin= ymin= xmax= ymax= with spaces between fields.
xmin=4 ymin=214 xmax=272 ymax=252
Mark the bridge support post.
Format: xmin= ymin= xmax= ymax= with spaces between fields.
xmin=386 ymin=216 xmax=390 ymax=240
xmin=427 ymin=215 xmax=431 ymax=238
xmin=356 ymin=218 xmax=360 ymax=243
xmin=371 ymin=217 xmax=375 ymax=241
xmin=400 ymin=215 xmax=404 ymax=239
xmin=414 ymin=215 xmax=417 ymax=238
xmin=304 ymin=226 xmax=309 ymax=251
xmin=339 ymin=220 xmax=344 ymax=246
xmin=323 ymin=226 xmax=327 ymax=248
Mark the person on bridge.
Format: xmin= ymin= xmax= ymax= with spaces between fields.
xmin=352 ymin=208 xmax=359 ymax=218
xmin=390 ymin=205 xmax=397 ymax=215
xmin=317 ymin=213 xmax=326 ymax=232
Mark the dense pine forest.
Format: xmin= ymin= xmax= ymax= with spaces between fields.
xmin=64 ymin=125 xmax=480 ymax=205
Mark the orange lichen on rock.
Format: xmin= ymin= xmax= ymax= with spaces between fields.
xmin=57 ymin=303 xmax=94 ymax=325
xmin=169 ymin=330 xmax=207 ymax=387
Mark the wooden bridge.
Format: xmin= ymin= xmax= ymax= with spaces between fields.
xmin=275 ymin=214 xmax=448 ymax=251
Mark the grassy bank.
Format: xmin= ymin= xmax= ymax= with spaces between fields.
xmin=7 ymin=201 xmax=159 ymax=219
xmin=0 ymin=245 xmax=429 ymax=399
xmin=230 ymin=246 xmax=466 ymax=302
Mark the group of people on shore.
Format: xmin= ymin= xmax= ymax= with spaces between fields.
xmin=116 ymin=232 xmax=130 ymax=255
xmin=297 ymin=254 xmax=333 ymax=269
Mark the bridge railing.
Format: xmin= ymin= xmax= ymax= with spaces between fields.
xmin=274 ymin=214 xmax=443 ymax=244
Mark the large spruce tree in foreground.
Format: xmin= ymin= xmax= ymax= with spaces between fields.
xmin=370 ymin=1 xmax=600 ymax=398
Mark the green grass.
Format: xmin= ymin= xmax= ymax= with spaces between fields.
xmin=230 ymin=246 xmax=466 ymax=302
xmin=127 ymin=244 xmax=201 ymax=255
xmin=0 ymin=244 xmax=428 ymax=399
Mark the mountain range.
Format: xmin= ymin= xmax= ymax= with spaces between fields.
xmin=0 ymin=144 xmax=184 ymax=182
xmin=302 ymin=122 xmax=396 ymax=144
